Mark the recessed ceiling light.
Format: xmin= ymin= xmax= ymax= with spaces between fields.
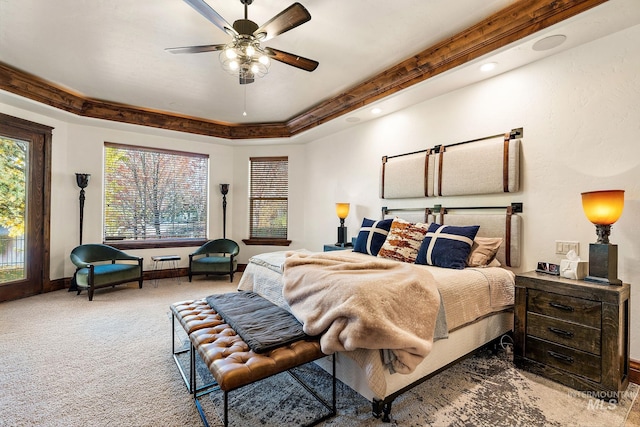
xmin=532 ymin=34 xmax=567 ymax=51
xmin=371 ymin=108 xmax=382 ymax=115
xmin=480 ymin=62 xmax=497 ymax=72
xmin=346 ymin=116 xmax=361 ymax=123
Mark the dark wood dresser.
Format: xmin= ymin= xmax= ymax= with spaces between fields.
xmin=514 ymin=271 xmax=630 ymax=399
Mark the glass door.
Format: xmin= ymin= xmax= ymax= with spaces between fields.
xmin=0 ymin=136 xmax=27 ymax=284
xmin=0 ymin=113 xmax=51 ymax=302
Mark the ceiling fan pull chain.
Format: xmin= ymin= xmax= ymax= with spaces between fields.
xmin=243 ymin=86 xmax=247 ymax=117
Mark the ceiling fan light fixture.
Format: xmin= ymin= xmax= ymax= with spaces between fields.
xmin=220 ymin=38 xmax=269 ymax=83
xmin=225 ymin=48 xmax=237 ymax=59
xmin=174 ymin=0 xmax=318 ymax=85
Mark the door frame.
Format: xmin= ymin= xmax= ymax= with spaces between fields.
xmin=0 ymin=112 xmax=52 ymax=302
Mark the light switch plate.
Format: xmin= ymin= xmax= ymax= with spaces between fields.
xmin=555 ymin=240 xmax=579 ymax=255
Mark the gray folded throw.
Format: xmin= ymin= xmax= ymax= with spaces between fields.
xmin=206 ymin=291 xmax=314 ymax=354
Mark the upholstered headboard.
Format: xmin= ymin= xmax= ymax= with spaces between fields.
xmin=382 ymin=204 xmax=522 ymax=268
xmin=381 ymin=128 xmax=522 ymax=199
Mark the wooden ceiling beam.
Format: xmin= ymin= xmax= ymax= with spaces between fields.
xmin=0 ymin=0 xmax=608 ymax=140
xmin=286 ymin=0 xmax=609 ymax=134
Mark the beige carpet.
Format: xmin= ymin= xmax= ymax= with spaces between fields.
xmin=0 ymin=275 xmax=638 ymax=427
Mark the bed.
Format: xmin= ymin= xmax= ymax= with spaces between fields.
xmin=238 ymin=205 xmax=522 ymax=420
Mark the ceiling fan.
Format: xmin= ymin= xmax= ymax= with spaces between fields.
xmin=167 ymin=0 xmax=319 ymax=85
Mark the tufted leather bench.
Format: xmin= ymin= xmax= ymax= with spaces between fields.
xmin=170 ymin=299 xmax=224 ymax=393
xmin=171 ymin=298 xmax=336 ymax=426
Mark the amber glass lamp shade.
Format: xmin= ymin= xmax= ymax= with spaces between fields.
xmin=581 ymin=190 xmax=624 ymax=285
xmin=581 ymin=190 xmax=624 ymax=244
xmin=336 ymin=203 xmax=350 ymax=220
xmin=581 ymin=190 xmax=624 ymax=225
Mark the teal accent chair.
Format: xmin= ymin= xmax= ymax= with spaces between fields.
xmin=70 ymin=244 xmax=143 ymax=301
xmin=188 ymin=239 xmax=239 ymax=282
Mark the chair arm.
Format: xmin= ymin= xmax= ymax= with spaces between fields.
xmin=114 ymin=253 xmax=143 ymax=262
xmin=70 ymin=252 xmax=93 ymax=269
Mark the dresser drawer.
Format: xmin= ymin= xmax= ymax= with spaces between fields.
xmin=527 ymin=289 xmax=601 ymax=328
xmin=525 ymin=336 xmax=601 ymax=382
xmin=527 ymin=312 xmax=600 ymax=355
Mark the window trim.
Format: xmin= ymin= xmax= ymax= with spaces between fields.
xmin=246 ymin=156 xmax=290 ymax=246
xmin=106 ymin=238 xmax=208 ymax=250
xmin=242 ymin=238 xmax=291 ymax=246
xmin=103 ymin=142 xmax=209 ymax=249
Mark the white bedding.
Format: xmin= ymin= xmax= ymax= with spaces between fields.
xmin=238 ymin=249 xmax=515 ymax=400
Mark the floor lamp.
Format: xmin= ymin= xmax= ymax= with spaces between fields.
xmin=220 ymin=184 xmax=229 ymax=239
xmin=75 ymin=173 xmax=90 ymax=245
xmin=70 ymin=173 xmax=90 ymax=292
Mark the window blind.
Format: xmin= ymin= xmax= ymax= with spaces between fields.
xmin=249 ymin=156 xmax=288 ymax=239
xmin=104 ymin=143 xmax=208 ymax=242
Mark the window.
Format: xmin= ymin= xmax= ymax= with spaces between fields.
xmin=103 ymin=143 xmax=208 ymax=248
xmin=244 ymin=156 xmax=290 ymax=246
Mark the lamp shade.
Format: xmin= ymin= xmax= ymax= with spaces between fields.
xmin=75 ymin=173 xmax=91 ymax=189
xmin=581 ymin=190 xmax=624 ymax=225
xmin=335 ymin=203 xmax=350 ymax=219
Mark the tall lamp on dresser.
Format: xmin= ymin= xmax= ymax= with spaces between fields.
xmin=514 ymin=189 xmax=629 ymax=401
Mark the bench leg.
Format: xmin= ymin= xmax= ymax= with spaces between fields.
xmin=224 ymin=391 xmax=229 ymax=427
xmin=193 ymin=355 xmax=336 ymax=427
xmin=288 ymin=355 xmax=337 ymax=426
xmin=171 ymin=313 xmax=192 ymax=393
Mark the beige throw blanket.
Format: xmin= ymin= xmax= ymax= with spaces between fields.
xmin=282 ymin=251 xmax=441 ymax=374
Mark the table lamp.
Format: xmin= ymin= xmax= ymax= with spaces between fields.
xmin=335 ymin=203 xmax=350 ymax=246
xmin=581 ymin=189 xmax=624 ymax=285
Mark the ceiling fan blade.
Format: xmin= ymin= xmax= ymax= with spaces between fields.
xmin=165 ymin=44 xmax=225 ymax=54
xmin=255 ymin=3 xmax=311 ymax=41
xmin=183 ymin=0 xmax=237 ymax=36
xmin=265 ymin=47 xmax=318 ymax=72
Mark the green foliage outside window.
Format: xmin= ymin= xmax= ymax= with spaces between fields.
xmin=0 ymin=137 xmax=27 ymax=238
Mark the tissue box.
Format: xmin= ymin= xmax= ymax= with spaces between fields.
xmin=560 ymin=259 xmax=588 ymax=280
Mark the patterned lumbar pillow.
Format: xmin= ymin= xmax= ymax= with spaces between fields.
xmin=354 ymin=218 xmax=393 ymax=256
xmin=416 ymin=223 xmax=480 ymax=269
xmin=377 ymin=217 xmax=430 ymax=263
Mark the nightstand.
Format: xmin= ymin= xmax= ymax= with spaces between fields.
xmin=514 ymin=271 xmax=630 ymax=399
xmin=323 ymin=244 xmax=352 ymax=252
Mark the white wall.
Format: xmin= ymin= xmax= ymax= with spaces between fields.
xmin=0 ymin=103 xmax=234 ymax=278
xmin=302 ymin=24 xmax=640 ymax=357
xmin=1 ymin=24 xmax=638 ymax=357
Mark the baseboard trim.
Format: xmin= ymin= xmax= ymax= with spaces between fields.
xmin=630 ymin=359 xmax=640 ymax=385
xmin=49 ymin=277 xmax=68 ymax=291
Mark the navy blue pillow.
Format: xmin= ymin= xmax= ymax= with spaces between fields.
xmin=354 ymin=218 xmax=393 ymax=256
xmin=415 ymin=223 xmax=480 ymax=269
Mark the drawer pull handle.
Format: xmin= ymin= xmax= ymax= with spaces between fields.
xmin=549 ymin=302 xmax=574 ymax=312
xmin=548 ymin=350 xmax=574 ymax=364
xmin=548 ymin=327 xmax=574 ymax=338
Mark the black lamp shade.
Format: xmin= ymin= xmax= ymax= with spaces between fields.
xmin=76 ymin=173 xmax=90 ymax=189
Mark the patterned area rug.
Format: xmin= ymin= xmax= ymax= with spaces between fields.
xmin=175 ymin=338 xmax=637 ymax=427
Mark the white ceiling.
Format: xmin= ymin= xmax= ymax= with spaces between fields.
xmin=1 ymin=0 xmax=639 ymax=144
